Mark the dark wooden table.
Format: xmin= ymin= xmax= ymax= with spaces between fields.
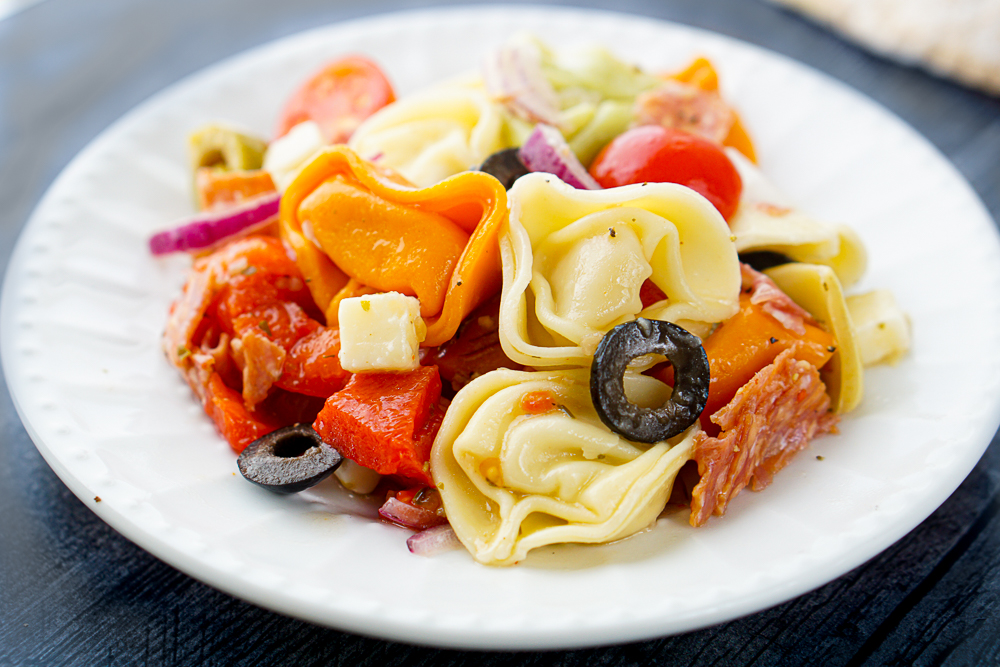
xmin=2 ymin=0 xmax=999 ymax=664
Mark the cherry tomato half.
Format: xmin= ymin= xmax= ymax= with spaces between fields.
xmin=589 ymin=126 xmax=742 ymax=221
xmin=275 ymin=55 xmax=396 ymax=144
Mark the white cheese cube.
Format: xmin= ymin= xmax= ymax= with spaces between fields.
xmin=334 ymin=459 xmax=382 ymax=494
xmin=338 ymin=292 xmax=426 ymax=372
xmin=262 ymin=120 xmax=325 ymax=192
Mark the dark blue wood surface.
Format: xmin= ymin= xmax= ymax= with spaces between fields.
xmin=2 ymin=1 xmax=999 ymax=664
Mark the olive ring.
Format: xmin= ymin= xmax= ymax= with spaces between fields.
xmin=237 ymin=423 xmax=343 ymax=494
xmin=590 ymin=318 xmax=710 ymax=443
xmin=477 ymin=148 xmax=530 ymax=190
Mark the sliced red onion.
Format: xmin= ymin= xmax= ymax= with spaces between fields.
xmin=149 ymin=192 xmax=281 ymax=255
xmin=483 ymin=42 xmax=563 ymax=128
xmin=406 ymin=524 xmax=461 ymax=557
xmin=518 ymin=124 xmax=602 ymax=190
xmin=378 ymin=496 xmax=447 ymax=531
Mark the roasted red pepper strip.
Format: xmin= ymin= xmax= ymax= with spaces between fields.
xmin=165 ymin=236 xmax=349 ymax=451
xmin=201 ymin=372 xmax=281 ymax=453
xmin=313 ymin=366 xmax=445 ymax=486
xmin=195 ymin=168 xmax=277 ymax=212
xmin=275 ymin=327 xmax=352 ymax=397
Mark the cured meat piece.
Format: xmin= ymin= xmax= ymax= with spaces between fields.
xmin=231 ymin=330 xmax=287 ymax=408
xmin=653 ymin=265 xmax=835 ymax=435
xmin=741 ymin=263 xmax=813 ymax=336
xmin=689 ymin=349 xmax=839 ymax=527
xmin=633 ymin=80 xmax=736 ymax=145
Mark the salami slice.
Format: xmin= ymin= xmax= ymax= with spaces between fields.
xmin=690 ymin=348 xmax=839 ymax=527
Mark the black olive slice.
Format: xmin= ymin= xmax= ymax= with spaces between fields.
xmin=590 ymin=318 xmax=710 ymax=443
xmin=477 ymin=148 xmax=530 ymax=190
xmin=738 ymin=250 xmax=794 ymax=272
xmin=237 ymin=423 xmax=343 ymax=494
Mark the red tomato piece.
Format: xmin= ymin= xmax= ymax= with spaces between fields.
xmin=274 ymin=55 xmax=396 ymax=144
xmin=520 ymin=390 xmax=558 ymax=414
xmin=589 ymin=125 xmax=742 ymax=222
xmin=313 ymin=366 xmax=444 ymax=486
xmin=639 ymin=279 xmax=668 ymax=309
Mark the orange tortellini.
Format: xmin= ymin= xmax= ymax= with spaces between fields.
xmin=279 ymin=145 xmax=507 ymax=346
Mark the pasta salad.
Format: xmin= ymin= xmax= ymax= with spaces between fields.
xmin=153 ymin=34 xmax=910 ymax=566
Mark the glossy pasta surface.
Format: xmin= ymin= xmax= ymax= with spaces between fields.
xmin=430 ymin=368 xmax=696 ymax=566
xmin=499 ymin=173 xmax=741 ymax=367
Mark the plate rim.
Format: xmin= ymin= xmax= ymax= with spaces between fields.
xmin=3 ymin=3 xmax=1000 ymax=650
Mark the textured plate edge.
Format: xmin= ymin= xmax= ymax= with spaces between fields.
xmin=2 ymin=4 xmax=1000 ymax=650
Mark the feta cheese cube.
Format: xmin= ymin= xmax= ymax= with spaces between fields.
xmin=334 ymin=459 xmax=382 ymax=494
xmin=338 ymin=292 xmax=426 ymax=372
xmin=262 ymin=120 xmax=325 ymax=192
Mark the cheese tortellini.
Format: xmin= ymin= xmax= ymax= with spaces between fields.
xmin=430 ymin=368 xmax=696 ymax=566
xmin=348 ymin=82 xmax=509 ymax=187
xmin=845 ymin=289 xmax=911 ymax=367
xmin=764 ymin=263 xmax=911 ymax=414
xmin=498 ymin=172 xmax=741 ymax=368
xmin=727 ymin=149 xmax=868 ymax=288
xmin=765 ymin=262 xmax=864 ymax=413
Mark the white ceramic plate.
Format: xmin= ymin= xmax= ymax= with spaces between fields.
xmin=3 ymin=5 xmax=1000 ymax=651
